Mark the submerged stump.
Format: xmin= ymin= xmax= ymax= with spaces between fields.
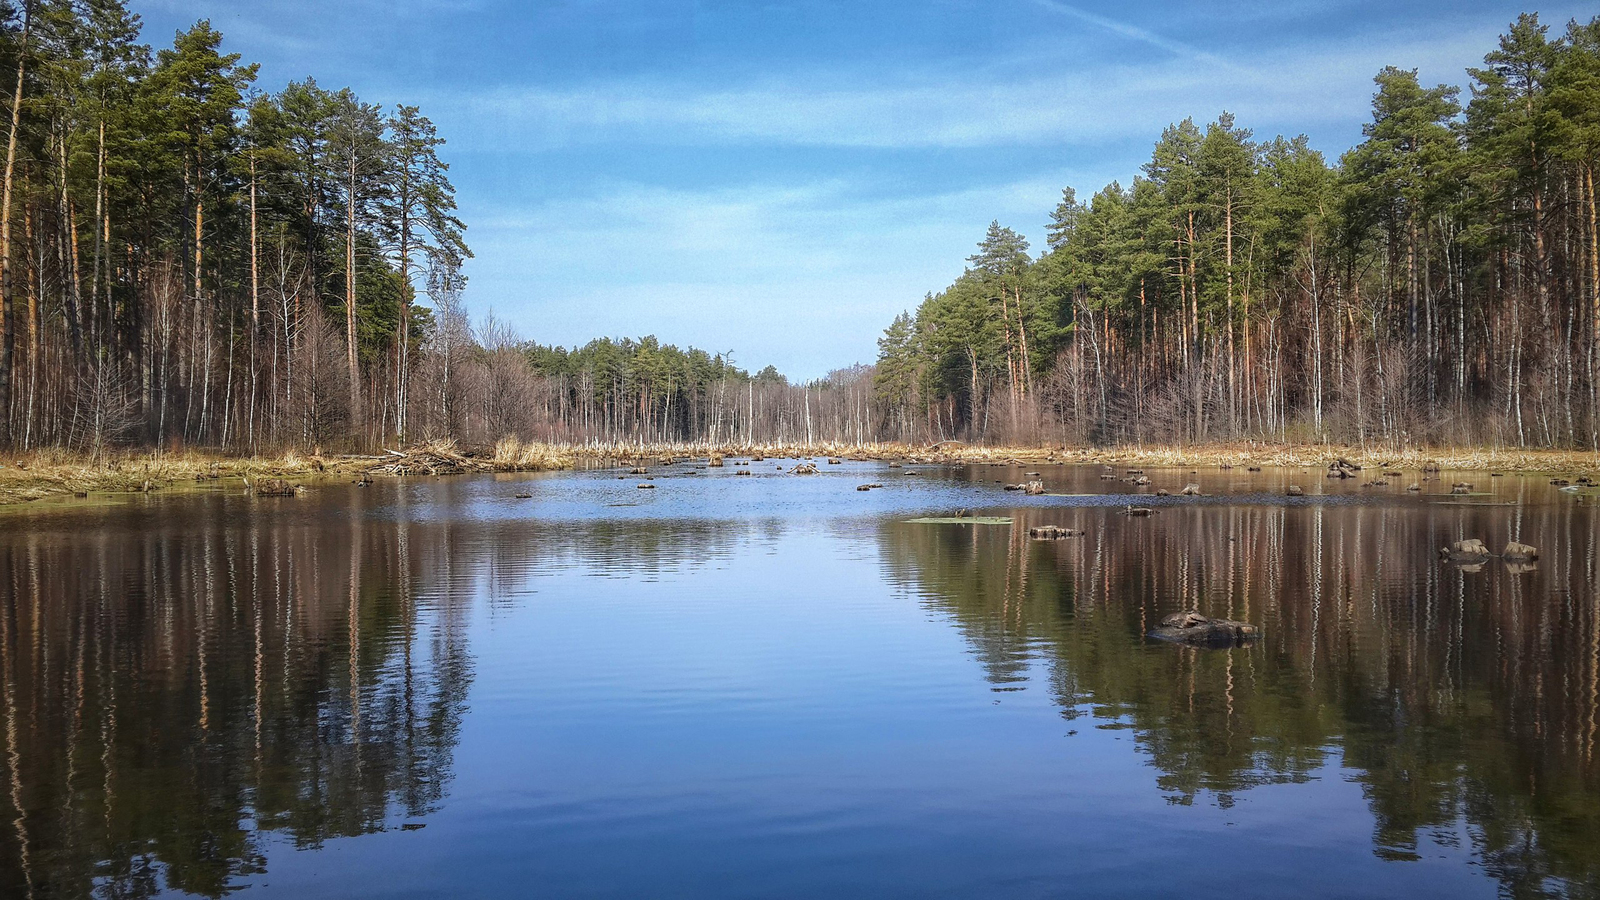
xmin=1149 ymin=612 xmax=1259 ymax=647
xmin=254 ymin=478 xmax=299 ymax=497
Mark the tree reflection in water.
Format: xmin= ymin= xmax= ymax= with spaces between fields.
xmin=882 ymin=498 xmax=1600 ymax=897
xmin=0 ymin=505 xmax=475 ymax=899
xmin=0 ymin=488 xmax=749 ymax=900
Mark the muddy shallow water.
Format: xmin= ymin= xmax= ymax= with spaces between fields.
xmin=1 ymin=461 xmax=1597 ymax=898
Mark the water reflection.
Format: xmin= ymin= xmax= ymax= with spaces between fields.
xmin=883 ymin=499 xmax=1600 ymax=896
xmin=0 ymin=483 xmax=773 ymax=899
xmin=4 ymin=470 xmax=1600 ymax=898
xmin=0 ymin=509 xmax=476 ymax=898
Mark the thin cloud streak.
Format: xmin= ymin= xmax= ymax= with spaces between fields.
xmin=435 ymin=25 xmax=1490 ymax=153
xmin=1025 ymin=0 xmax=1250 ymax=74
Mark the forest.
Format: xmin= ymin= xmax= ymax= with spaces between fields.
xmin=0 ymin=4 xmax=1597 ymax=453
xmin=878 ymin=13 xmax=1600 ymax=450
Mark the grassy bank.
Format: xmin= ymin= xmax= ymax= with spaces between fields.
xmin=3 ymin=439 xmax=1597 ymax=506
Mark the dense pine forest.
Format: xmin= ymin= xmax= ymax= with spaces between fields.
xmin=0 ymin=0 xmax=475 ymax=452
xmin=0 ymin=0 xmax=880 ymax=453
xmin=1 ymin=5 xmax=1598 ymax=453
xmin=877 ymin=13 xmax=1600 ymax=450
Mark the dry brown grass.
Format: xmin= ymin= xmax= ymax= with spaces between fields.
xmin=3 ymin=439 xmax=1594 ymax=506
xmin=0 ymin=448 xmax=339 ymax=505
xmin=490 ymin=437 xmax=575 ymax=471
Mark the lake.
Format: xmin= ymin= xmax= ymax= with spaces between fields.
xmin=1 ymin=460 xmax=1597 ymax=898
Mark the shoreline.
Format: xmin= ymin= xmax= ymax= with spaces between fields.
xmin=3 ymin=440 xmax=1597 ymax=506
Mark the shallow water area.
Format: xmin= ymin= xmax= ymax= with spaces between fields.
xmin=2 ymin=461 xmax=1597 ymax=898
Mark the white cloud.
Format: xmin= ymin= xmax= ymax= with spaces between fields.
xmin=459 ymin=174 xmax=1079 ymax=378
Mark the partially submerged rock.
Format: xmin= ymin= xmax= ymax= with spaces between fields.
xmin=1024 ymin=480 xmax=1045 ymax=495
xmin=1440 ymin=539 xmax=1490 ymax=561
xmin=1029 ymin=525 xmax=1082 ymax=540
xmin=1180 ymin=483 xmax=1201 ymax=496
xmin=1451 ymin=482 xmax=1474 ymax=495
xmin=791 ymin=463 xmax=819 ymax=475
xmin=708 ymin=455 xmax=724 ymax=468
xmin=1503 ymin=541 xmax=1539 ymax=562
xmin=1149 ymin=611 xmax=1259 ymax=647
xmin=1286 ymin=485 xmax=1304 ymax=497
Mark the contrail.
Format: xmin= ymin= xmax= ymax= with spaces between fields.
xmin=1027 ymin=0 xmax=1251 ymax=74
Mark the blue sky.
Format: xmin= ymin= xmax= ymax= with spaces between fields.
xmin=140 ymin=0 xmax=1590 ymax=380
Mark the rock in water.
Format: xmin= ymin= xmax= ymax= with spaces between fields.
xmin=1440 ymin=538 xmax=1490 ymax=560
xmin=1180 ymin=483 xmax=1201 ymax=496
xmin=1503 ymin=541 xmax=1539 ymax=562
xmin=1149 ymin=611 xmax=1259 ymax=647
xmin=1024 ymin=480 xmax=1046 ymax=495
xmin=1286 ymin=485 xmax=1304 ymax=497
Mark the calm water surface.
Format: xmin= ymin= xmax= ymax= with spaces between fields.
xmin=2 ymin=461 xmax=1598 ymax=898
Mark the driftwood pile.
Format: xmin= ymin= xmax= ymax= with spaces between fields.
xmin=366 ymin=446 xmax=488 ymax=477
xmin=1327 ymin=458 xmax=1360 ymax=479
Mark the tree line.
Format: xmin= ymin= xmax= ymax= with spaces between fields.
xmin=876 ymin=12 xmax=1600 ymax=450
xmin=0 ymin=0 xmax=887 ymax=454
xmin=10 ymin=5 xmax=1598 ymax=455
xmin=0 ymin=0 xmax=467 ymax=454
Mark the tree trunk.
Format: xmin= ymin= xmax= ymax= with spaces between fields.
xmin=0 ymin=3 xmax=31 ymax=446
xmin=346 ymin=157 xmax=360 ymax=439
xmin=249 ymin=154 xmax=259 ymax=450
